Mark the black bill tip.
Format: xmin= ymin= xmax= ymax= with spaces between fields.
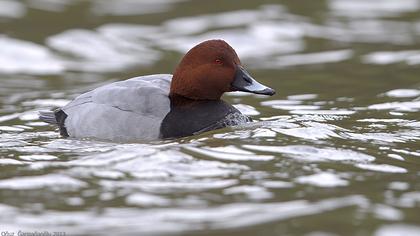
xmin=255 ymin=87 xmax=276 ymax=96
xmin=231 ymin=65 xmax=276 ymax=96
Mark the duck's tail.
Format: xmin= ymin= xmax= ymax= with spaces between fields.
xmin=39 ymin=110 xmax=69 ymax=137
xmin=39 ymin=110 xmax=58 ymax=124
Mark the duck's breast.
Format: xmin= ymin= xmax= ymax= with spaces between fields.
xmin=160 ymin=99 xmax=251 ymax=139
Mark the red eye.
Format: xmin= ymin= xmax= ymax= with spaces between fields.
xmin=215 ymin=59 xmax=223 ymax=65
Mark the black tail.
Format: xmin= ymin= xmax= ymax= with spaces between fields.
xmin=39 ymin=110 xmax=58 ymax=124
xmin=39 ymin=109 xmax=69 ymax=137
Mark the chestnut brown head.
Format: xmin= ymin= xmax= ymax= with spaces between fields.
xmin=170 ymin=39 xmax=275 ymax=100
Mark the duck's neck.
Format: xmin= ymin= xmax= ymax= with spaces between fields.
xmin=169 ymin=93 xmax=219 ymax=107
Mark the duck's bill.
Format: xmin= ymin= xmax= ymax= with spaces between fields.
xmin=231 ymin=66 xmax=276 ymax=96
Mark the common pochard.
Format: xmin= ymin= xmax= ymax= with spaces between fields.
xmin=39 ymin=39 xmax=275 ymax=141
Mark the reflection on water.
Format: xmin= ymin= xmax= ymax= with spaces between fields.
xmin=0 ymin=0 xmax=420 ymax=235
xmin=0 ymin=36 xmax=64 ymax=75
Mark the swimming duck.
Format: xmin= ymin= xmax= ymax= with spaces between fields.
xmin=39 ymin=39 xmax=275 ymax=141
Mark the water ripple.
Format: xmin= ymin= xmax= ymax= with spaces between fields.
xmin=0 ymin=36 xmax=64 ymax=75
xmin=1 ymin=1 xmax=420 ymax=235
xmin=243 ymin=145 xmax=375 ymax=163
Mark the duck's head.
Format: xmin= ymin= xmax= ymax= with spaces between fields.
xmin=170 ymin=39 xmax=275 ymax=100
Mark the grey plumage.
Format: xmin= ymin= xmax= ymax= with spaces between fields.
xmin=59 ymin=74 xmax=172 ymax=141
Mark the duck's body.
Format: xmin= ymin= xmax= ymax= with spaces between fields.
xmin=40 ymin=40 xmax=274 ymax=142
xmin=40 ymin=74 xmax=249 ymax=141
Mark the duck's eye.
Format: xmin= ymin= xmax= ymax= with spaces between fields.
xmin=214 ymin=59 xmax=223 ymax=65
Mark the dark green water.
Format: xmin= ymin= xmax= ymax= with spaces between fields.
xmin=0 ymin=0 xmax=419 ymax=235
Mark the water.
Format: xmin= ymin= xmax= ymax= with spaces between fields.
xmin=1 ymin=0 xmax=420 ymax=235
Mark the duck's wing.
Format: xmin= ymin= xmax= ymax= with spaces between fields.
xmin=59 ymin=74 xmax=172 ymax=141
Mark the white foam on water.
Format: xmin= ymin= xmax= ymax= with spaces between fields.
xmin=126 ymin=193 xmax=171 ymax=207
xmin=329 ymin=0 xmax=420 ymax=18
xmin=375 ymin=224 xmax=420 ymax=236
xmin=91 ymin=0 xmax=186 ymax=16
xmin=372 ymin=204 xmax=404 ymax=221
xmin=26 ymin=0 xmax=73 ymax=12
xmin=290 ymin=110 xmax=355 ymax=115
xmin=260 ymin=50 xmax=353 ymax=68
xmin=296 ymin=172 xmax=349 ymax=187
xmin=368 ymin=101 xmax=420 ymax=112
xmin=260 ymin=180 xmax=295 ymax=189
xmin=19 ymin=154 xmax=58 ymax=161
xmin=0 ymin=195 xmax=368 ymax=234
xmin=0 ymin=158 xmax=25 ymax=165
xmin=287 ymin=94 xmax=318 ymax=100
xmin=47 ymin=29 xmax=161 ymax=72
xmin=384 ymin=89 xmax=420 ymax=98
xmin=0 ymin=0 xmax=26 ymax=18
xmin=22 ymin=99 xmax=70 ymax=107
xmin=0 ymin=36 xmax=64 ymax=75
xmin=0 ymin=126 xmax=24 ymax=132
xmin=355 ymin=164 xmax=407 ymax=173
xmin=233 ymin=104 xmax=260 ymax=116
xmin=362 ymin=50 xmax=420 ymax=65
xmin=0 ymin=174 xmax=87 ymax=190
xmin=224 ymin=185 xmax=273 ymax=200
xmin=243 ymin=145 xmax=375 ymax=163
xmin=185 ymin=145 xmax=274 ymax=161
xmin=388 ymin=182 xmax=409 ymax=191
xmin=251 ymin=128 xmax=277 ymax=138
xmin=268 ymin=105 xmax=321 ymax=111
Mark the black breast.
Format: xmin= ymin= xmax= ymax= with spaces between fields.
xmin=160 ymin=98 xmax=250 ymax=139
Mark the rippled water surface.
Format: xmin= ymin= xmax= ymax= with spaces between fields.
xmin=1 ymin=0 xmax=420 ymax=235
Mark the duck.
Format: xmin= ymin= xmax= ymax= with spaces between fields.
xmin=39 ymin=39 xmax=275 ymax=142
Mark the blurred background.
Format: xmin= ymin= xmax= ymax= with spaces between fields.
xmin=0 ymin=0 xmax=420 ymax=235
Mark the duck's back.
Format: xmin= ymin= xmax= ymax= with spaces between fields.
xmin=61 ymin=74 xmax=172 ymax=142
